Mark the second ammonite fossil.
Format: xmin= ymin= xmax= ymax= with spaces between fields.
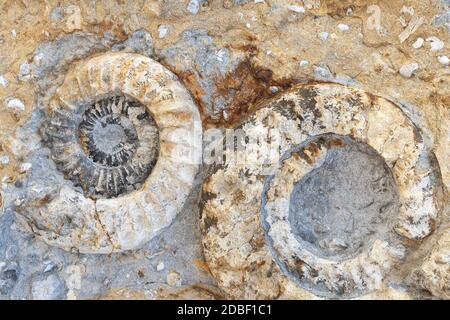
xmin=200 ymin=83 xmax=444 ymax=299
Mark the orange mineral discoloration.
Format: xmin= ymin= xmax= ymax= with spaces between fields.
xmin=155 ymin=284 xmax=225 ymax=300
xmin=167 ymin=57 xmax=299 ymax=128
xmin=193 ymin=259 xmax=213 ymax=275
xmin=212 ymin=60 xmax=300 ymax=127
xmin=97 ymin=288 xmax=150 ymax=300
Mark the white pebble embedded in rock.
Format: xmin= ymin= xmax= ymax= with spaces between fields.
xmin=399 ymin=63 xmax=419 ymax=78
xmin=0 ymin=155 xmax=9 ymax=165
xmin=158 ymin=25 xmax=169 ymax=39
xmin=438 ymin=55 xmax=449 ymax=66
xmin=33 ymin=52 xmax=44 ymax=66
xmin=426 ymin=36 xmax=444 ymax=51
xmin=412 ymin=37 xmax=424 ymax=49
xmin=337 ymin=24 xmax=350 ymax=31
xmin=288 ymin=5 xmax=305 ymax=13
xmin=19 ymin=162 xmax=32 ymax=173
xmin=401 ymin=6 xmax=415 ymax=16
xmin=216 ymin=48 xmax=228 ymax=62
xmin=0 ymin=75 xmax=7 ymax=87
xmin=156 ymin=262 xmax=165 ymax=272
xmin=319 ymin=32 xmax=329 ymax=41
xmin=270 ymin=86 xmax=279 ymax=93
xmin=18 ymin=62 xmax=32 ymax=81
xmin=5 ymin=97 xmax=25 ymax=111
xmin=187 ymin=0 xmax=200 ymax=15
xmin=299 ymin=60 xmax=309 ymax=67
xmin=43 ymin=261 xmax=56 ymax=273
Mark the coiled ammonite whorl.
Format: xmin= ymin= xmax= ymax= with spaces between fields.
xmin=200 ymin=83 xmax=444 ymax=299
xmin=45 ymin=94 xmax=159 ymax=199
xmin=21 ymin=52 xmax=202 ymax=254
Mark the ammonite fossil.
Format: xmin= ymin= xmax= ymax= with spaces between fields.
xmin=18 ymin=52 xmax=202 ymax=254
xmin=43 ymin=94 xmax=159 ymax=199
xmin=200 ymin=83 xmax=444 ymax=299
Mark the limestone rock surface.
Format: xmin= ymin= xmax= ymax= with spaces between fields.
xmin=0 ymin=0 xmax=448 ymax=300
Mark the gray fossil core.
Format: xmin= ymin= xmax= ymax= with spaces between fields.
xmin=91 ymin=121 xmax=131 ymax=157
xmin=288 ymin=135 xmax=399 ymax=260
xmin=80 ymin=108 xmax=140 ymax=167
xmin=42 ymin=95 xmax=160 ymax=199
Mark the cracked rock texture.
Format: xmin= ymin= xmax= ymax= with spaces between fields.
xmin=201 ymin=84 xmax=445 ymax=299
xmin=0 ymin=0 xmax=448 ymax=299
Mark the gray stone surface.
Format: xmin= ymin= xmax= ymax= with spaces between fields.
xmin=0 ymin=179 xmax=214 ymax=299
xmin=289 ymin=135 xmax=399 ymax=259
xmin=159 ymin=29 xmax=243 ymax=121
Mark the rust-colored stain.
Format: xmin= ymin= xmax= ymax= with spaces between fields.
xmin=306 ymin=142 xmax=321 ymax=157
xmin=231 ymin=44 xmax=259 ymax=57
xmin=90 ymin=21 xmax=128 ymax=40
xmin=37 ymin=194 xmax=52 ymax=206
xmin=291 ymin=152 xmax=301 ymax=161
xmin=193 ymin=258 xmax=213 ymax=275
xmin=163 ymin=110 xmax=192 ymax=122
xmin=232 ymin=189 xmax=246 ymax=203
xmin=97 ymin=288 xmax=149 ymax=300
xmin=367 ymin=92 xmax=378 ymax=107
xmin=212 ymin=60 xmax=279 ymax=127
xmin=159 ymin=67 xmax=206 ymax=121
xmin=156 ymin=283 xmax=225 ymax=300
xmin=249 ymin=233 xmax=266 ymax=251
xmin=165 ymin=57 xmax=299 ymax=128
xmin=160 ymin=141 xmax=176 ymax=154
xmin=330 ymin=138 xmax=345 ymax=147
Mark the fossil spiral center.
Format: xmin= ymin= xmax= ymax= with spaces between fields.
xmin=93 ymin=122 xmax=126 ymax=153
xmin=43 ymin=95 xmax=160 ymax=199
xmin=80 ymin=112 xmax=139 ymax=167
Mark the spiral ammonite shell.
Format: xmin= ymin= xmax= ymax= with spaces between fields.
xmin=20 ymin=52 xmax=202 ymax=254
xmin=43 ymin=94 xmax=160 ymax=199
xmin=200 ymin=83 xmax=443 ymax=299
